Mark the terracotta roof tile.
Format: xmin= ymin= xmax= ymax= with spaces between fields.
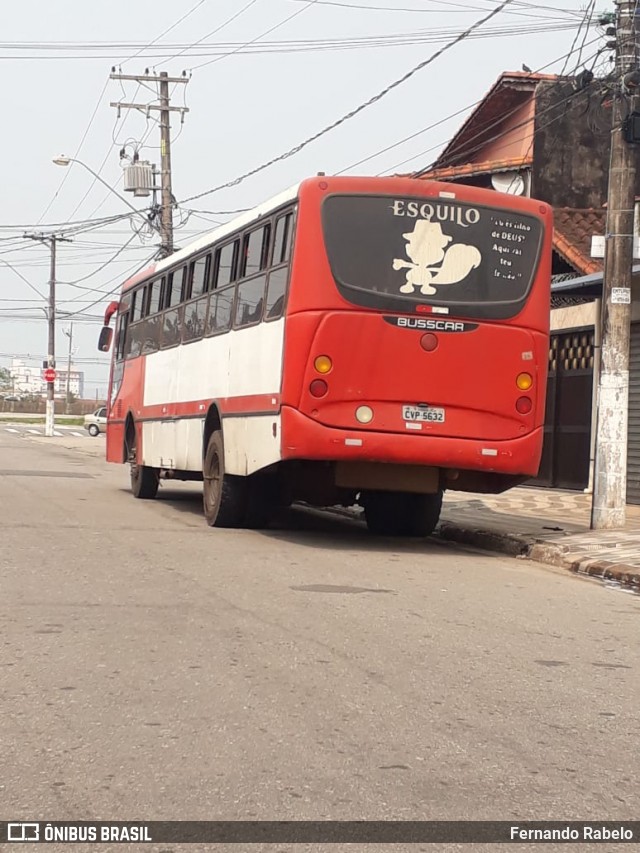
xmin=413 ymin=156 xmax=532 ymax=182
xmin=553 ymin=208 xmax=605 ymax=275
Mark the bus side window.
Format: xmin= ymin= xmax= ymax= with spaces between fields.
xmin=265 ymin=268 xmax=288 ymax=321
xmin=161 ymin=305 xmax=184 ymax=349
xmin=206 ymin=285 xmax=235 ymax=335
xmin=140 ymin=285 xmax=150 ymax=318
xmin=234 ymin=275 xmax=266 ymax=329
xmin=214 ymin=241 xmax=239 ymax=289
xmin=164 ymin=269 xmax=185 ymax=308
xmin=182 ymin=295 xmax=208 ymax=343
xmin=179 ymin=266 xmax=191 ymax=303
xmin=272 ymin=212 xmax=294 ymax=266
xmin=190 ymin=254 xmax=211 ymax=297
xmin=162 ymin=272 xmax=174 ymax=308
xmin=131 ymin=287 xmax=144 ymax=322
xmin=128 ymin=321 xmax=143 ymax=358
xmin=240 ymin=226 xmax=270 ymax=279
xmin=147 ymin=279 xmax=162 ymax=315
xmin=116 ymin=312 xmax=129 ymax=360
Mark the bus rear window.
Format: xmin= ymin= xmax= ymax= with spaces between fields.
xmin=321 ymin=194 xmax=543 ymax=320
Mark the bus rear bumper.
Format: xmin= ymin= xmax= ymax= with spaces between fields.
xmin=280 ymin=406 xmax=543 ymax=477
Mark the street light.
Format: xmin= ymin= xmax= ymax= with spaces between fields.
xmin=52 ymin=155 xmax=154 ymax=227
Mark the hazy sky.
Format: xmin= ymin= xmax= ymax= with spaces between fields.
xmin=0 ymin=0 xmax=598 ymax=396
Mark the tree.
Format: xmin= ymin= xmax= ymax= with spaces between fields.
xmin=0 ymin=367 xmax=11 ymax=391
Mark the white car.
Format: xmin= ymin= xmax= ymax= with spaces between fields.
xmin=84 ymin=407 xmax=107 ymax=437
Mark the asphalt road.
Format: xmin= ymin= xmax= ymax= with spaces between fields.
xmin=1 ymin=429 xmax=638 ymax=851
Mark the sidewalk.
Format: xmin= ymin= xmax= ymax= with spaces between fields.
xmin=438 ymin=487 xmax=640 ymax=591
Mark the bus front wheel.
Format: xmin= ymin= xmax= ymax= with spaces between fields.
xmin=203 ymin=431 xmax=247 ymax=528
xmin=362 ymin=490 xmax=443 ymax=538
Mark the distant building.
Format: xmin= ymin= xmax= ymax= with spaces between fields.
xmin=8 ymin=358 xmax=85 ymax=398
xmin=9 ymin=359 xmax=43 ymax=395
xmin=54 ymin=369 xmax=85 ymax=398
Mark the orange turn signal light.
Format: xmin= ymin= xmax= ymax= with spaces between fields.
xmin=314 ymin=355 xmax=332 ymax=374
xmin=516 ymin=372 xmax=533 ymax=391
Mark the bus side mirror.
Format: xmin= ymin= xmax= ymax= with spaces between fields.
xmin=98 ymin=326 xmax=113 ymax=352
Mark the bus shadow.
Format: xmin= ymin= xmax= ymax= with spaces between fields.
xmin=153 ymin=486 xmax=446 ymax=555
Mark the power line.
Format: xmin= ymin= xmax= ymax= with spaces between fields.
xmin=0 ymin=21 xmax=586 ymax=60
xmin=37 ymin=78 xmax=111 ymax=225
xmin=0 ymin=210 xmax=138 ymax=233
xmin=287 ymin=0 xmax=583 ymax=13
xmin=180 ymin=0 xmax=519 ymax=204
xmin=558 ymin=0 xmax=597 ymax=76
xmin=285 ymin=0 xmax=581 ymax=19
xmin=368 ymin=36 xmax=603 ymax=175
xmin=39 ymin=0 xmax=208 ymax=226
xmin=0 ymin=257 xmax=46 ymax=300
xmin=122 ymin=0 xmax=209 ymax=67
xmin=61 ymin=251 xmax=160 ymax=319
xmin=191 ymin=0 xmax=334 ymax=71
xmin=165 ymin=0 xmax=263 ymax=66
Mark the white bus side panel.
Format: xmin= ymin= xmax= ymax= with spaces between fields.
xmin=142 ymin=320 xmax=285 ymax=474
xmin=142 ymin=416 xmax=281 ymax=475
xmin=142 ymin=419 xmax=203 ymax=471
xmin=221 ymin=415 xmax=282 ymax=476
xmin=144 ymin=320 xmax=284 ymax=403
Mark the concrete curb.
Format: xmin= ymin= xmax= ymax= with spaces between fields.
xmin=438 ymin=520 xmax=640 ymax=591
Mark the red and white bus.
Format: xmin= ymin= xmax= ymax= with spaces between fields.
xmin=99 ymin=175 xmax=552 ymax=536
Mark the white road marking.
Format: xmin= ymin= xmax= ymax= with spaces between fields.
xmin=28 ymin=429 xmax=41 ymax=434
xmin=5 ymin=428 xmax=19 ymax=433
xmin=71 ymin=431 xmax=83 ymax=437
xmin=53 ymin=431 xmax=63 ymax=436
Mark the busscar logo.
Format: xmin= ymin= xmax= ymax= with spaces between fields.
xmin=384 ymin=316 xmax=478 ymax=333
xmin=7 ymin=823 xmax=39 ymax=842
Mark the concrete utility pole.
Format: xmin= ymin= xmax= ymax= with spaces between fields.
xmin=109 ymin=71 xmax=189 ymax=257
xmin=592 ymin=0 xmax=639 ymax=529
xmin=24 ymin=233 xmax=72 ymax=437
xmin=159 ymin=73 xmax=174 ymax=257
xmin=64 ymin=323 xmax=73 ymax=415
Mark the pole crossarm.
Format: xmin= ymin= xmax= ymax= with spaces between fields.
xmin=110 ymin=73 xmax=189 ymax=84
xmin=109 ymin=102 xmax=189 ymax=114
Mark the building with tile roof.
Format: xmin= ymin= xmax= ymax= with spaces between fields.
xmin=406 ymin=70 xmax=618 ymax=495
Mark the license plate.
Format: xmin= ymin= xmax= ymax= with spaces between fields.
xmin=402 ymin=405 xmax=445 ymax=423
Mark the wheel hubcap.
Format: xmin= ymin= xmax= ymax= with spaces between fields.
xmin=129 ymin=439 xmax=139 ymax=482
xmin=204 ymin=451 xmax=221 ymax=514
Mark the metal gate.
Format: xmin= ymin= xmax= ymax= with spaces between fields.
xmin=532 ymin=329 xmax=594 ymax=490
xmin=627 ymin=324 xmax=640 ymax=504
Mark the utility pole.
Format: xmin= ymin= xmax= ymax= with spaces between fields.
xmin=109 ymin=70 xmax=189 ymax=257
xmin=159 ymin=73 xmax=174 ymax=257
xmin=64 ymin=323 xmax=73 ymax=414
xmin=592 ymin=0 xmax=639 ymax=529
xmin=24 ymin=233 xmax=72 ymax=437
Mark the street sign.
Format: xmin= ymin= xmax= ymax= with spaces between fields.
xmin=611 ymin=287 xmax=631 ymax=304
xmin=43 ymin=368 xmax=56 ymax=383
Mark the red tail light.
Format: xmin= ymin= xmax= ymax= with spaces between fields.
xmin=310 ymin=379 xmax=328 ymax=398
xmin=516 ymin=396 xmax=532 ymax=414
xmin=420 ymin=333 xmax=438 ymax=352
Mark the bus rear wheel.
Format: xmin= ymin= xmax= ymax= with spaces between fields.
xmin=128 ymin=429 xmax=159 ymax=500
xmin=362 ymin=490 xmax=443 ymax=537
xmin=203 ymin=431 xmax=248 ymax=528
